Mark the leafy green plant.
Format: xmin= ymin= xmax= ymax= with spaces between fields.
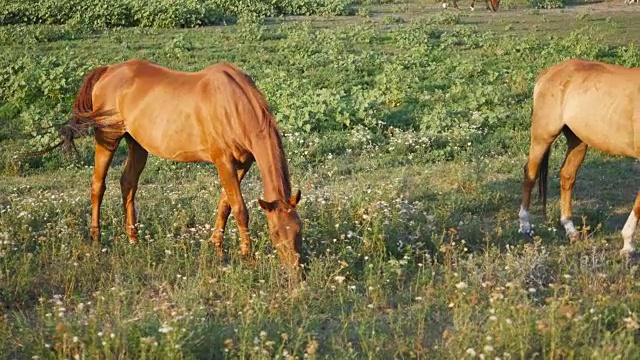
xmin=0 ymin=0 xmax=358 ymax=28
xmin=163 ymin=33 xmax=195 ymax=58
xmin=382 ymin=15 xmax=404 ymax=24
xmin=357 ymin=6 xmax=372 ymax=17
xmin=237 ymin=12 xmax=266 ymax=41
xmin=529 ymin=0 xmax=566 ymax=9
xmin=131 ymin=0 xmax=207 ymax=28
xmin=2 ymin=7 xmax=640 ymax=360
xmin=0 ymin=25 xmax=80 ymax=45
xmin=434 ymin=11 xmax=461 ymax=25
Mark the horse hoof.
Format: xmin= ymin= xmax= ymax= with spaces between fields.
xmin=626 ymin=252 xmax=640 ymax=264
xmin=567 ymin=231 xmax=580 ymax=243
xmin=238 ymin=245 xmax=252 ymax=259
xmin=243 ymin=256 xmax=257 ymax=267
xmin=620 ymin=248 xmax=638 ymax=259
xmin=236 ymin=246 xmax=255 ymax=265
xmin=127 ymin=233 xmax=139 ymax=244
xmin=212 ymin=244 xmax=224 ymax=258
xmin=217 ymin=253 xmax=230 ymax=264
xmin=518 ymin=227 xmax=533 ymax=239
xmin=89 ymin=227 xmax=101 ymax=243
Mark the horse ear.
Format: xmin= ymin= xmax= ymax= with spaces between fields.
xmin=258 ymin=199 xmax=276 ymax=211
xmin=289 ymin=190 xmax=302 ymax=207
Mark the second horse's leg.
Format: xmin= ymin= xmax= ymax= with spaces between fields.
xmin=620 ymin=191 xmax=640 ymax=257
xmin=558 ymin=128 xmax=588 ymax=241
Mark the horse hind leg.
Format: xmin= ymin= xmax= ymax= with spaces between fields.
xmin=520 ymin=124 xmax=563 ymax=236
xmin=620 ymin=192 xmax=640 ymax=257
xmin=558 ymin=128 xmax=588 ymax=241
xmin=211 ymin=160 xmax=253 ymax=258
xmin=120 ymin=135 xmax=148 ymax=242
xmin=90 ymin=137 xmax=122 ymax=242
xmin=520 ymin=142 xmax=550 ymax=235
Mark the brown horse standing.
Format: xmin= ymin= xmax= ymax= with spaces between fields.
xmin=64 ymin=59 xmax=303 ymax=269
xmin=519 ymin=59 xmax=640 ymax=257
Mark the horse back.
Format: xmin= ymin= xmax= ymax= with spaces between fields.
xmin=533 ymin=59 xmax=640 ymax=157
xmin=535 ymin=59 xmax=640 ymax=95
xmin=91 ymin=59 xmax=271 ymax=163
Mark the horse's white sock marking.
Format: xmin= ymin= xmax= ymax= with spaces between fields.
xmin=620 ymin=210 xmax=637 ymax=255
xmin=519 ymin=205 xmax=531 ymax=234
xmin=561 ymin=218 xmax=577 ymax=236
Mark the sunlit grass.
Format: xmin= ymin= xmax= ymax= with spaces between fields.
xmin=2 ymin=2 xmax=640 ymax=359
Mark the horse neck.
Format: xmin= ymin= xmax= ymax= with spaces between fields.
xmin=252 ymin=127 xmax=292 ymax=202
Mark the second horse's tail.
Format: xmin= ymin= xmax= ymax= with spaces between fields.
xmin=538 ymin=147 xmax=551 ymax=218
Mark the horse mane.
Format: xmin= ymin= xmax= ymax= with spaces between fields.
xmin=216 ymin=63 xmax=277 ymax=131
xmin=218 ymin=63 xmax=293 ymax=198
xmin=267 ymin=124 xmax=293 ymax=199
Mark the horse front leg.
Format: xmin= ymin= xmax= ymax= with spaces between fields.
xmin=211 ymin=190 xmax=231 ymax=257
xmin=212 ymin=159 xmax=253 ymax=260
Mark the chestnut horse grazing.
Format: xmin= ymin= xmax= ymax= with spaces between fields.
xmin=519 ymin=59 xmax=640 ymax=257
xmin=65 ymin=59 xmax=303 ymax=269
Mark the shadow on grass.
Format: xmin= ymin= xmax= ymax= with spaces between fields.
xmin=304 ymin=151 xmax=639 ymax=261
xmin=416 ymin=154 xmax=639 ymax=257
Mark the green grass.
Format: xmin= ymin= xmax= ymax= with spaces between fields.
xmin=1 ymin=1 xmax=640 ymax=359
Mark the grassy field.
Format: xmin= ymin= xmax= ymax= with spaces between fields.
xmin=2 ymin=1 xmax=640 ymax=358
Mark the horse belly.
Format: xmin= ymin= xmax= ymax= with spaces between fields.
xmin=564 ymin=97 xmax=637 ymax=158
xmin=126 ymin=114 xmax=215 ymax=163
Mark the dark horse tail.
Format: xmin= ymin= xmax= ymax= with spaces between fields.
xmin=538 ymin=147 xmax=551 ymax=218
xmin=21 ymin=66 xmax=115 ymax=158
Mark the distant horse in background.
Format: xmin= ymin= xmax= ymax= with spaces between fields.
xmin=519 ymin=59 xmax=640 ymax=257
xmin=53 ymin=59 xmax=303 ymax=269
xmin=442 ymin=0 xmax=500 ymax=11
